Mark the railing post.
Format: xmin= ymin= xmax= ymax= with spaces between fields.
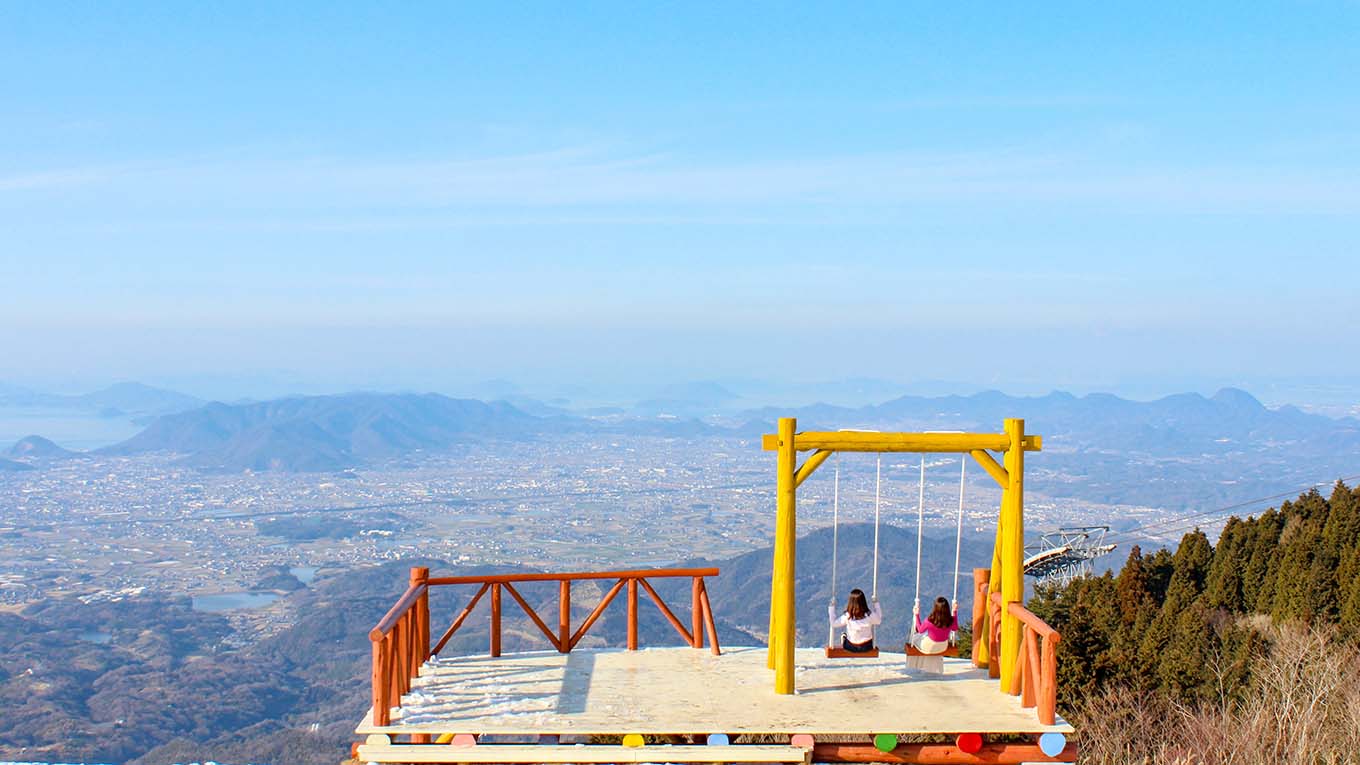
xmin=700 ymin=579 xmax=721 ymax=655
xmin=692 ymin=576 xmax=703 ymax=649
xmin=1040 ymin=633 xmax=1059 ymax=725
xmin=386 ymin=635 xmax=400 ymax=706
xmin=410 ymin=567 xmax=430 ymax=664
xmin=1021 ymin=627 xmax=1038 ymax=707
xmin=490 ymin=583 xmax=502 ymax=657
xmin=627 ymin=578 xmax=639 ymax=650
xmin=989 ymin=597 xmax=1002 ymax=679
xmin=559 ymin=579 xmax=571 ymax=653
xmin=393 ymin=618 xmax=407 ymax=695
xmin=371 ymin=638 xmax=389 ymax=726
xmin=971 ymin=569 xmax=988 ymax=668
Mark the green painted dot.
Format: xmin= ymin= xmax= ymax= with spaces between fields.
xmin=874 ymin=734 xmax=897 ymax=752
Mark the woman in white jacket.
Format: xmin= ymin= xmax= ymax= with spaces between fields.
xmin=828 ymin=588 xmax=882 ymax=652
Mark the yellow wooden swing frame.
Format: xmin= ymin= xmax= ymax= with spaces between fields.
xmin=761 ymin=417 xmax=1041 ymax=694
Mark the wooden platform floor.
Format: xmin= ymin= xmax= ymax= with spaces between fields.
xmin=355 ymin=646 xmax=1073 ymax=737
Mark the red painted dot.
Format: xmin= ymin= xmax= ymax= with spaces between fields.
xmin=956 ymin=732 xmax=983 ymax=754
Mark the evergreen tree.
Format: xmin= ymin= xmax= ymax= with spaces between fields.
xmin=1143 ymin=548 xmax=1175 ymax=603
xmin=1270 ymin=514 xmax=1325 ymax=623
xmin=1320 ymin=481 xmax=1360 ymax=622
xmin=1114 ymin=545 xmax=1155 ymax=624
xmin=1203 ymin=517 xmax=1248 ymax=612
xmin=1241 ymin=509 xmax=1284 ymax=611
xmin=1155 ymin=600 xmax=1215 ymax=701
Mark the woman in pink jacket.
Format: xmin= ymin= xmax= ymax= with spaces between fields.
xmin=910 ymin=596 xmax=959 ymax=655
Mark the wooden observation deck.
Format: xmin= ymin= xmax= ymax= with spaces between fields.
xmin=353 ymin=566 xmax=1074 ymax=764
xmin=352 ymin=420 xmax=1076 ymax=763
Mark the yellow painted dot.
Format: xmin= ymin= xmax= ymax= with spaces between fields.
xmin=623 ymin=734 xmax=645 ymax=748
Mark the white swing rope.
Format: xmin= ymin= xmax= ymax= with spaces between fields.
xmin=913 ymin=457 xmax=926 ymax=615
xmin=870 ymin=454 xmax=882 ymax=643
xmin=953 ymin=456 xmax=966 ymax=607
xmin=872 ymin=454 xmax=881 ymax=600
xmin=828 ymin=454 xmax=840 ymax=648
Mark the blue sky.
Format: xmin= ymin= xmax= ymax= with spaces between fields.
xmin=2 ymin=2 xmax=1357 ymax=402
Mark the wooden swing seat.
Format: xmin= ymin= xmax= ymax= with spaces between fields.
xmin=904 ymin=642 xmax=959 ymax=657
xmin=825 ymin=645 xmax=880 ymax=658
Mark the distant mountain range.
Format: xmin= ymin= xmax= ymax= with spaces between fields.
xmin=6 ymin=386 xmax=1358 ymax=497
xmin=749 ymin=387 xmax=1360 ymax=509
xmin=102 ymin=393 xmax=555 ymax=472
xmin=0 ymin=381 xmax=203 ymax=419
xmin=740 ymin=386 xmax=1348 ymax=438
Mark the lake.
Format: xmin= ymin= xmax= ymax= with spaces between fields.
xmin=191 ymin=591 xmax=280 ymax=612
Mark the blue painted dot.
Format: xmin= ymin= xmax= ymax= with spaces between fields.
xmin=1038 ymin=732 xmax=1066 ymax=757
xmin=707 ymin=734 xmax=730 ymax=746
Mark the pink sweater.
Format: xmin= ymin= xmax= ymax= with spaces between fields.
xmin=914 ymin=613 xmax=959 ymax=642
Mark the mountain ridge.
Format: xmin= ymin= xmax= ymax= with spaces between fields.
xmin=102 ymin=392 xmax=552 ymax=471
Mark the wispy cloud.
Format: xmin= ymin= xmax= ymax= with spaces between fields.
xmin=2 ymin=142 xmax=1358 ymax=224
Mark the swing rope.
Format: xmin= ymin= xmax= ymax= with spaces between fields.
xmin=913 ymin=457 xmax=926 ymax=614
xmin=953 ymin=457 xmax=966 ymax=607
xmin=872 ymin=454 xmax=881 ymax=599
xmin=828 ymin=454 xmax=840 ymax=648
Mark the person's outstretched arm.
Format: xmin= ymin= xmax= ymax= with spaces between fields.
xmin=828 ymin=604 xmax=848 ymax=628
xmin=867 ymin=597 xmax=883 ymax=625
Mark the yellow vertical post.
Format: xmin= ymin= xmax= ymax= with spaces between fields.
xmin=770 ymin=417 xmax=798 ymax=693
xmin=999 ymin=418 xmax=1025 ymax=694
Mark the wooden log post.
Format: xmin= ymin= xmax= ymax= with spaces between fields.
xmin=989 ymin=596 xmax=1002 ymax=679
xmin=999 ymin=418 xmax=1025 ymax=694
xmin=410 ymin=567 xmax=430 ymax=664
xmin=692 ymin=576 xmax=704 ymax=649
xmin=771 ymin=417 xmax=797 ymax=693
xmin=971 ymin=569 xmax=989 ymax=668
xmin=490 ymin=582 xmax=502 ymax=657
xmin=1040 ymin=632 xmax=1060 ymax=725
xmin=558 ymin=579 xmax=571 ymax=652
xmin=393 ymin=618 xmax=407 ymax=695
xmin=700 ymin=579 xmax=721 ymax=655
xmin=1022 ymin=627 xmax=1040 ymax=709
xmin=371 ymin=638 xmax=388 ymax=726
xmin=405 ymin=610 xmax=416 ymax=687
xmin=627 ymin=578 xmax=639 ymax=650
xmin=386 ymin=634 xmax=400 ymax=708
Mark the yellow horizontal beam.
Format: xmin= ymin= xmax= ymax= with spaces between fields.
xmin=761 ymin=432 xmax=1042 ymax=454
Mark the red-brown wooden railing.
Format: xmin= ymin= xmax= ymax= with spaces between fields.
xmin=368 ymin=566 xmax=721 ymax=726
xmin=987 ymin=589 xmax=1060 ymax=725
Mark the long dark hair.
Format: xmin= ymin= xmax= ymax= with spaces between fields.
xmin=844 ymin=589 xmax=870 ymax=620
xmin=928 ymin=596 xmax=952 ymax=629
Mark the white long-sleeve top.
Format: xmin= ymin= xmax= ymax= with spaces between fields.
xmin=828 ymin=601 xmax=883 ymax=644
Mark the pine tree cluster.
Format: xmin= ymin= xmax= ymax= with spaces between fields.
xmin=1027 ymin=480 xmax=1360 ymax=710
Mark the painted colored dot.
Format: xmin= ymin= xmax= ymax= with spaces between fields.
xmin=623 ymin=734 xmax=646 ymax=748
xmin=1038 ymin=732 xmax=1066 ymax=757
xmin=450 ymin=734 xmax=477 ymax=747
xmin=874 ymin=734 xmax=898 ymax=752
xmin=956 ymin=732 xmax=983 ymax=754
xmin=707 ymin=734 xmax=730 ymax=746
xmin=791 ymin=734 xmax=815 ymax=749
